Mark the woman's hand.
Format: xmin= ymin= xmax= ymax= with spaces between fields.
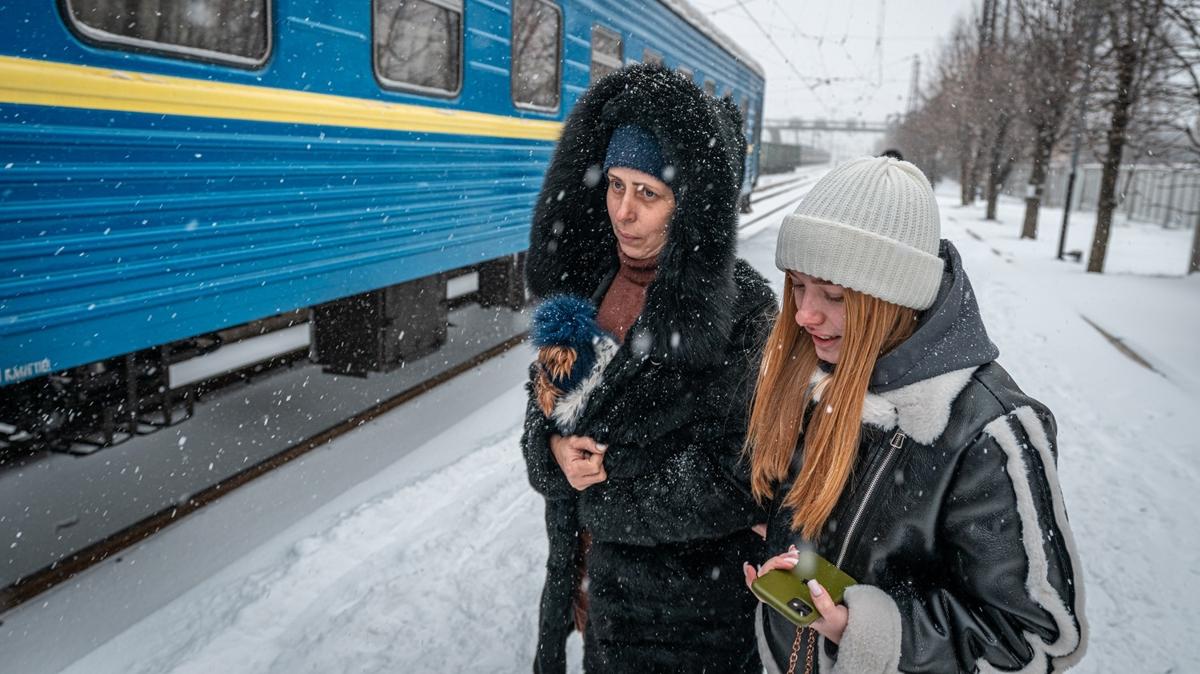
xmin=804 ymin=577 xmax=849 ymax=645
xmin=743 ymin=545 xmax=850 ymax=645
xmin=549 ymin=434 xmax=608 ymax=491
xmin=742 ymin=544 xmax=800 ymax=589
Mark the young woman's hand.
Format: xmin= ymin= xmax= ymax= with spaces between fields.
xmin=548 ymin=434 xmax=607 ymax=491
xmin=804 ymin=578 xmax=848 ymax=644
xmin=743 ymin=546 xmax=850 ymax=645
xmin=742 ymin=544 xmax=800 ymax=589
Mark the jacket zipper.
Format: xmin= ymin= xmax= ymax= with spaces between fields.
xmin=835 ymin=430 xmax=907 ymax=567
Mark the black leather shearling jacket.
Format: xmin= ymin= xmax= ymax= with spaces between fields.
xmin=757 ymin=243 xmax=1088 ymax=673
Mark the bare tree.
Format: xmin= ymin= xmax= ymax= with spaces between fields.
xmin=1162 ymin=0 xmax=1200 ymax=272
xmin=981 ymin=80 xmax=1024 ymax=221
xmin=890 ymin=0 xmax=1184 ymax=254
xmin=1015 ymin=0 xmax=1088 ymax=239
xmin=931 ymin=2 xmax=1023 ymax=213
xmin=975 ymin=0 xmax=1026 ymax=221
xmin=882 ymin=7 xmax=1015 ymax=206
xmin=1087 ymin=0 xmax=1173 ymax=273
xmin=885 ymin=84 xmax=955 ymax=182
xmin=933 ymin=18 xmax=987 ymax=205
xmin=1163 ymin=1 xmax=1200 ymax=152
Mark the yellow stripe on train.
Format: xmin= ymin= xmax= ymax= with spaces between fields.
xmin=0 ymin=55 xmax=563 ymax=142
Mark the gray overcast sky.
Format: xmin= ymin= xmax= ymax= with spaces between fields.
xmin=692 ymin=0 xmax=971 ymax=124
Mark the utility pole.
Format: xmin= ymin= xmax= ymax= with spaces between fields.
xmin=906 ymin=55 xmax=921 ymax=115
xmin=1057 ymin=3 xmax=1102 ymax=261
xmin=874 ymin=0 xmax=887 ymax=86
xmin=1192 ymin=199 xmax=1200 ymax=273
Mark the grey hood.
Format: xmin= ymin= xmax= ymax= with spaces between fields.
xmin=870 ymin=240 xmax=998 ymax=393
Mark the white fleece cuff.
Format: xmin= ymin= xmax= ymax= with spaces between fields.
xmin=755 ymin=605 xmax=786 ymax=674
xmin=823 ymin=584 xmax=903 ymax=674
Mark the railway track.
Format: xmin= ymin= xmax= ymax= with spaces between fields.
xmin=740 ymin=174 xmax=821 ymax=231
xmin=749 ymin=164 xmax=829 ymax=202
xmin=750 ymin=174 xmax=811 ymax=203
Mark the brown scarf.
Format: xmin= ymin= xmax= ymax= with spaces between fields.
xmin=596 ymin=249 xmax=659 ymax=344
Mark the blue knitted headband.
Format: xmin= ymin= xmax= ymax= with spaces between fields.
xmin=603 ymin=123 xmax=667 ymax=183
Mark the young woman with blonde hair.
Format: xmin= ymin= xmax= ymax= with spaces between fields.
xmin=743 ymin=157 xmax=1088 ymax=673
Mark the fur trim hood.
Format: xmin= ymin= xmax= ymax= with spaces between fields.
xmin=525 ymin=63 xmax=748 ymax=369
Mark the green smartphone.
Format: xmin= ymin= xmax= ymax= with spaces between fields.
xmin=750 ymin=550 xmax=857 ymax=627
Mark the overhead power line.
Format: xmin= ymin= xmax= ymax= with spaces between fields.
xmin=729 ymin=0 xmax=837 ymax=116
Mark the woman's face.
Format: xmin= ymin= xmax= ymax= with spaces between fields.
xmin=789 ymin=271 xmax=846 ymax=364
xmin=606 ymin=167 xmax=675 ymax=260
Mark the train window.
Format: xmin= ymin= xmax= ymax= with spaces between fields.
xmin=512 ymin=0 xmax=562 ymax=111
xmin=590 ymin=26 xmax=622 ymax=82
xmin=741 ymin=96 xmax=750 ymax=133
xmin=374 ymin=0 xmax=464 ymax=96
xmin=677 ymin=66 xmax=694 ymax=82
xmin=63 ymin=0 xmax=270 ymax=67
xmin=703 ymin=79 xmax=716 ymax=97
xmin=642 ymin=49 xmax=664 ymax=66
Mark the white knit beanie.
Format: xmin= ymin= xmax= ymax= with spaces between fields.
xmin=775 ymin=156 xmax=943 ymax=310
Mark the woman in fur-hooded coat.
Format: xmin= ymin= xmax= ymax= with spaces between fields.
xmin=520 ymin=64 xmax=776 ymax=673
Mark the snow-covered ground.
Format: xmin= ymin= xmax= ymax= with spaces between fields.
xmin=5 ymin=167 xmax=1198 ymax=673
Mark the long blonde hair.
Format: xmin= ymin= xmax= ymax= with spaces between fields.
xmin=746 ymin=275 xmax=917 ymax=539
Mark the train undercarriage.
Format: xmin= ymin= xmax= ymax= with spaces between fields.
xmin=0 ymin=254 xmax=527 ymax=460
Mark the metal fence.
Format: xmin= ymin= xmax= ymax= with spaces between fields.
xmin=1005 ymin=163 xmax=1200 ymax=228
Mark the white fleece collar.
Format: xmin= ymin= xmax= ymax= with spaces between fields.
xmin=810 ymin=366 xmax=978 ymax=444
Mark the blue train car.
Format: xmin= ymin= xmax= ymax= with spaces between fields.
xmin=0 ymin=0 xmax=764 ymax=446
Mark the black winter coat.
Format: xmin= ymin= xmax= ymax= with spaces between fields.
xmin=520 ymin=64 xmax=776 ymax=673
xmin=758 ymin=242 xmax=1088 ymax=673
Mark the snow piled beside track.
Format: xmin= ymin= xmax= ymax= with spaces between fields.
xmin=61 ymin=386 xmax=548 ymax=674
